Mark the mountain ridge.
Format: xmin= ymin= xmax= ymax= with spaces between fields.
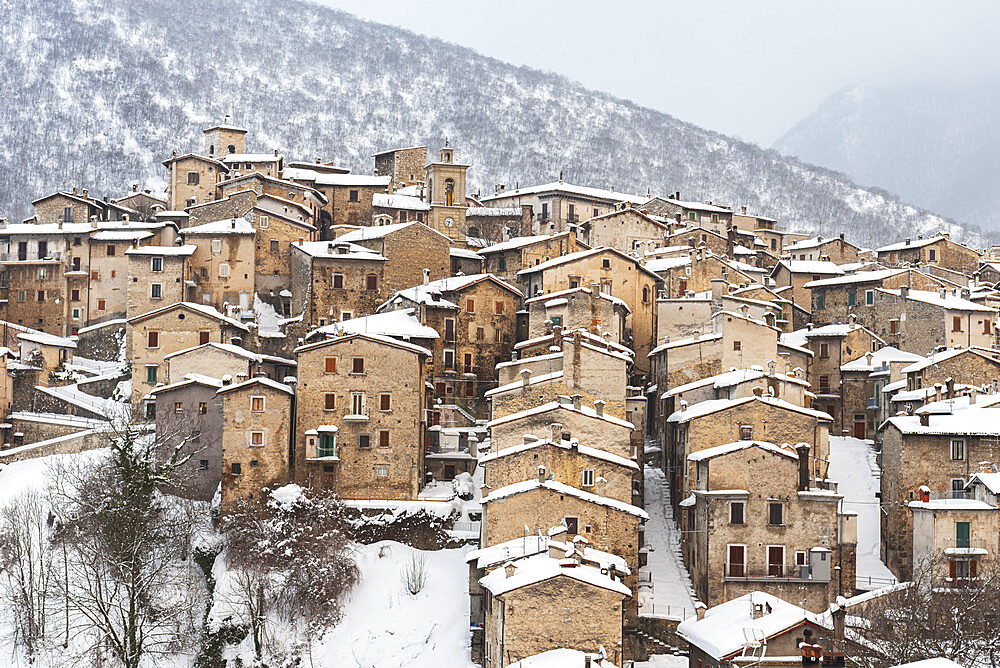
xmin=0 ymin=0 xmax=988 ymax=248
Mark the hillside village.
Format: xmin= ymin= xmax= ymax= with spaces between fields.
xmin=1 ymin=121 xmax=999 ymax=668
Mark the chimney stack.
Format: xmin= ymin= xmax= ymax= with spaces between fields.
xmin=520 ymin=368 xmax=532 ymax=389
xmin=537 ymin=465 xmax=547 ymax=482
xmin=594 ymin=400 xmax=605 ymax=417
xmin=550 ymin=422 xmax=563 ymax=441
xmin=423 ymin=268 xmax=430 ymax=285
xmin=571 ymin=394 xmax=582 ymax=411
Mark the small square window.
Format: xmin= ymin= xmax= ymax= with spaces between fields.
xmin=332 ymin=273 xmax=345 ymax=289
xmin=251 ymin=396 xmax=265 ymax=412
xmin=231 ymin=463 xmax=242 ymax=475
xmin=733 ymin=340 xmax=741 ymax=351
xmin=352 ymin=357 xmax=365 ymax=374
xmin=199 ymin=402 xmax=207 ymax=415
xmin=602 ymin=258 xmax=611 ymax=269
xmin=147 ymin=331 xmax=159 ymax=348
xmin=325 ymin=393 xmax=336 ymax=410
xmin=349 ymin=189 xmax=359 ymax=202
xmin=325 ymin=357 xmax=337 ymax=373
xmin=258 ymin=215 xmax=269 ymax=228
xmin=380 ymin=394 xmax=391 ymax=411
xmin=151 ymin=283 xmax=162 ymax=299
xmin=199 ymin=459 xmax=209 ymax=470
xmin=375 ymin=465 xmax=388 ymax=477
xmin=250 ymin=431 xmax=264 ymax=447
xmin=466 ymin=298 xmax=476 ymax=313
xmin=106 ymin=245 xmax=116 ymax=257
xmin=174 ymin=402 xmax=183 ymax=414
xmin=358 ymin=433 xmax=371 ymax=449
xmin=582 ymin=469 xmax=595 ymax=487
xmin=739 ymin=425 xmax=753 ymax=440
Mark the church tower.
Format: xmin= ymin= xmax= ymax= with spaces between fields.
xmin=203 ymin=117 xmax=248 ymax=157
xmin=425 ymin=145 xmax=468 ymax=240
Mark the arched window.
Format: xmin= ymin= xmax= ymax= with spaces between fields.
xmin=642 ymin=285 xmax=649 ymax=303
xmin=208 ymin=144 xmax=215 ymax=155
xmin=227 ymin=144 xmax=236 ymax=154
xmin=445 ymin=179 xmax=455 ymax=207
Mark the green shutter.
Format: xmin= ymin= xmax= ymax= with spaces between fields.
xmin=956 ymin=521 xmax=970 ymax=548
xmin=848 ymin=291 xmax=856 ymax=306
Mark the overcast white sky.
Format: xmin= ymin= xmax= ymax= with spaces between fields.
xmin=312 ymin=0 xmax=1000 ymax=146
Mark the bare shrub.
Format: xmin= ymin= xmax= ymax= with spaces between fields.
xmin=401 ymin=551 xmax=429 ymax=595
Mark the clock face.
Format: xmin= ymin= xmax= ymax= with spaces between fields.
xmin=445 ymin=218 xmax=454 ymax=227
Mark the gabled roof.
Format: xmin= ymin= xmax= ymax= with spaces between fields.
xmin=126 ymin=301 xmax=249 ymax=331
xmin=371 ymin=192 xmax=431 ymax=211
xmin=840 ymin=346 xmax=923 ymax=372
xmin=901 ymin=347 xmax=1000 ymax=374
xmin=478 ymin=437 xmax=639 ymax=470
xmin=306 ymin=308 xmax=439 ymax=341
xmin=876 ymin=234 xmax=969 ymax=253
xmin=667 ymin=395 xmax=833 ymax=423
xmin=514 ymin=328 xmax=634 ymax=357
xmin=161 ymin=153 xmax=229 ymax=171
xmin=125 ymin=244 xmax=196 ymax=256
xmin=687 ymin=440 xmax=799 ymax=462
xmin=878 ymin=287 xmax=997 ymax=313
xmin=478 ymin=231 xmax=580 ymax=255
xmin=163 ymin=341 xmax=295 ymax=366
xmin=283 ymin=167 xmax=391 ymax=188
xmin=803 ymin=269 xmax=906 ymax=288
xmin=481 ymin=478 xmax=648 ymax=519
xmin=479 ymin=181 xmax=647 ymax=205
xmin=216 ymin=376 xmax=293 ymax=396
xmin=292 ymin=240 xmax=386 ymax=261
xmin=293 ymin=331 xmax=431 ymax=357
xmin=580 ymin=206 xmax=668 ymax=229
xmin=516 ymin=246 xmax=660 ymax=280
xmin=335 ymin=221 xmax=448 ymax=243
xmin=772 ymin=259 xmax=845 ymax=276
xmin=381 ymin=273 xmax=523 ymax=310
xmin=883 ymin=407 xmax=1000 ymax=436
xmin=478 ymin=553 xmax=631 ymax=598
xmin=486 ymin=399 xmax=634 ymax=430
xmin=181 ymin=218 xmax=255 ymax=235
xmin=148 ymin=373 xmax=224 ymax=395
xmin=523 ymin=285 xmax=630 ymax=312
xmin=18 ymin=331 xmax=77 ymax=348
xmin=665 ymin=367 xmax=809 ymax=397
xmin=643 ymin=195 xmax=732 ymax=214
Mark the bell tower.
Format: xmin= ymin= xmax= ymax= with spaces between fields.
xmin=203 ymin=116 xmax=248 ymax=157
xmin=425 ymin=144 xmax=468 ymax=240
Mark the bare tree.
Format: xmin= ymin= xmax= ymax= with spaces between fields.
xmin=48 ymin=418 xmax=202 ymax=668
xmin=401 ymin=551 xmax=429 ymax=596
xmin=846 ymin=554 xmax=1000 ymax=668
xmin=0 ymin=489 xmax=56 ymax=657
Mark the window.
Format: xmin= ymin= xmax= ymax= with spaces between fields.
xmin=796 ymin=551 xmax=808 ymax=567
xmin=106 ymin=244 xmax=116 ymax=257
xmin=352 ymin=357 xmax=365 ymax=374
xmin=357 ymin=433 xmax=371 ymax=449
xmin=952 ymin=316 xmax=962 ymax=332
xmin=739 ymin=425 xmax=753 ymax=440
xmin=72 ymin=308 xmax=81 ymax=319
xmin=38 ymin=267 xmax=47 ymax=280
xmin=146 ymin=365 xmax=158 ymax=384
xmin=602 ymin=258 xmax=611 ymax=269
xmin=712 ymin=213 xmax=719 ymax=222
xmin=270 ymin=239 xmax=279 ymax=253
xmin=582 ymin=469 xmax=595 ymax=487
xmin=956 ymin=521 xmax=971 ymax=549
xmin=37 ymin=290 xmax=45 ymax=302
xmin=498 ymin=256 xmax=506 ymax=271
xmin=320 ymin=392 xmax=336 ymax=411
xmin=495 ymin=301 xmax=504 ymax=315
xmin=349 ymin=189 xmax=359 ymax=202
xmin=380 ymin=394 xmax=391 ymax=411
xmin=16 ymin=290 xmax=25 ymax=303
xmin=187 ymin=171 xmax=199 ymax=185
xmin=375 ymin=465 xmax=388 ymax=477
xmin=816 ymin=293 xmax=825 ymax=310
xmin=211 ymin=239 xmax=222 ymax=254
xmin=151 ymin=283 xmax=162 ymax=299
xmin=251 ymin=396 xmax=265 ymax=412
xmin=444 ymin=350 xmax=455 ymax=369
xmin=688 ymin=211 xmax=696 ymax=221
xmin=365 ymin=274 xmax=377 ymax=291
xmin=733 ymin=340 xmax=742 ymax=351
xmin=199 ymin=459 xmax=209 ymax=470
xmin=890 ymin=319 xmax=899 ymax=334
xmin=378 ymin=430 xmax=390 ymax=448
xmin=351 ymin=392 xmax=366 ymax=415
xmin=642 ymin=285 xmax=650 ymax=303
xmin=332 ymin=273 xmax=345 ymax=289
xmin=231 ymin=463 xmax=242 ymax=476
xmin=463 ymin=353 xmax=473 ymax=373
xmin=951 ymin=439 xmax=965 ymax=461
xmin=174 ymin=402 xmax=184 ymax=414
xmin=951 ymin=559 xmax=976 ymax=582
xmin=565 ymin=517 xmax=579 ymax=534
xmin=97 ymin=298 xmax=106 ymax=311
xmin=145 ymin=401 xmax=156 ymax=419
xmin=466 ymin=298 xmax=476 ymax=313
xmin=550 ymin=315 xmax=563 ymax=327
xmin=71 ymin=289 xmax=80 ymax=301
xmin=63 ymin=206 xmax=72 ymax=222
xmin=199 ymin=402 xmax=207 ymax=415
xmin=819 ymin=342 xmax=829 ymax=359
xmin=147 ymin=331 xmax=159 ymax=348
xmin=730 ymin=501 xmax=745 ymax=525
xmin=985 ymin=320 xmax=993 ymax=335
xmin=476 ymin=326 xmax=485 ymax=341
xmin=199 ymin=330 xmax=210 ymax=345
xmin=250 ymin=431 xmax=264 ymax=447
xmin=848 ymin=291 xmax=856 ymax=306
xmin=865 ymin=289 xmax=874 ymax=305
xmin=148 ymin=255 xmax=164 ymax=273
xmin=444 ymin=318 xmax=455 ymax=342
xmin=928 ymin=249 xmax=937 ymax=262
xmin=952 ymin=479 xmax=966 ymax=498
xmin=258 ymin=215 xmax=269 ymax=228
xmin=325 ymin=357 xmax=337 ymax=373
xmin=768 ymin=502 xmax=784 ymax=526
xmin=91 ymin=270 xmax=99 ymax=281
xmin=0 ymin=272 xmax=6 ymax=289
xmin=727 ymin=545 xmax=746 ymax=577
xmin=219 ymin=263 xmax=230 ymax=278
xmin=818 ymin=375 xmax=830 ymax=393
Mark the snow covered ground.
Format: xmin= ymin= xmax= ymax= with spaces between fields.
xmin=636 ymin=655 xmax=690 ymax=668
xmin=638 ymin=466 xmax=697 ymax=620
xmin=827 ymin=436 xmax=899 ymax=590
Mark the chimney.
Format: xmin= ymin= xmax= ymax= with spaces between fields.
xmin=423 ymin=268 xmax=430 ymax=285
xmin=230 ymin=220 xmax=236 ymax=229
xmin=327 ymin=243 xmax=334 ymax=254
xmin=679 ymin=399 xmax=689 ymax=412
xmin=594 ymin=400 xmax=605 ymax=417
xmin=934 ymin=383 xmax=943 ymax=402
xmin=675 ymin=212 xmax=682 ymax=224
xmin=520 ymin=368 xmax=532 ymax=389
xmin=806 ymin=322 xmax=814 ymax=331
xmin=525 ymin=433 xmax=537 ymax=445
xmin=571 ymin=394 xmax=582 ymax=411
xmin=946 ymin=377 xmax=955 ymax=399
xmin=741 ymin=205 xmax=747 ymax=215
xmin=550 ymin=422 xmax=563 ymax=441
xmin=767 ymin=359 xmax=776 ymax=375
xmin=919 ymin=413 xmax=930 ymax=427
xmin=537 ymin=465 xmax=547 ymax=482
xmin=905 ymin=238 xmax=911 ymax=246
xmin=504 ymin=562 xmax=517 ymax=578
xmin=752 ymin=386 xmax=764 ymax=397
xmin=900 ymin=285 xmax=909 ymax=299
xmin=221 ymin=374 xmax=233 ymax=386
xmin=797 ymin=443 xmax=811 ymax=491
xmin=695 ymin=602 xmax=707 ymax=620
xmin=553 ymin=324 xmax=563 ymax=347
xmin=970 ymin=387 xmax=979 ymax=404
xmin=938 ymin=287 xmax=947 ymax=299
xmin=839 ymin=232 xmax=845 ymax=241
xmin=849 ymin=313 xmax=857 ymax=326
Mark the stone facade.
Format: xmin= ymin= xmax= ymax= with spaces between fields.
xmin=151 ymin=377 xmax=223 ymax=501
xmin=373 ymin=146 xmax=427 ymax=191
xmin=876 ymin=235 xmax=981 ymax=274
xmin=524 ymin=286 xmax=629 ymax=343
xmin=903 ymin=348 xmax=1000 ymax=391
xmin=488 ymin=400 xmax=634 ymax=460
xmin=333 ymin=221 xmax=452 ymax=294
xmin=290 ymin=240 xmax=387 ymax=328
xmin=579 ymin=206 xmax=669 ymax=252
xmin=480 ymin=232 xmax=588 ymax=285
xmin=163 ymin=153 xmax=228 ymax=210
xmin=125 ymin=246 xmax=194 ymax=318
xmin=181 ymin=219 xmax=256 ymax=311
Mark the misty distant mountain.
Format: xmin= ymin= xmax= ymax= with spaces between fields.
xmin=774 ymin=82 xmax=1000 ymax=233
xmin=0 ymin=0 xmax=986 ymax=247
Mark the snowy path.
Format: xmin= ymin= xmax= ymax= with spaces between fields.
xmin=828 ymin=436 xmax=899 ymax=590
xmin=638 ymin=465 xmax=697 ymax=620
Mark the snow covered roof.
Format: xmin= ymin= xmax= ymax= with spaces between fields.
xmin=449 ymin=247 xmax=482 ymax=260
xmin=293 ymin=240 xmax=386 ymax=261
xmin=515 ymin=328 xmax=634 ymax=357
xmin=181 ymin=218 xmax=255 ymax=235
xmin=18 ymin=331 xmax=77 ymax=348
xmin=307 ymin=308 xmax=439 ymax=341
xmin=216 ymin=376 xmax=294 ymax=396
xmin=221 ymin=153 xmax=281 ymax=163
xmin=335 ymin=221 xmax=442 ymax=242
xmin=648 ymin=332 xmax=722 ymax=357
xmin=878 ymin=288 xmax=997 ymax=312
xmin=126 ymin=301 xmax=249 ymax=331
xmin=293 ymin=331 xmax=431 ymax=358
xmin=667 ymin=395 xmax=833 ymax=423
xmin=891 ymin=659 xmax=964 ymax=668
xmin=465 ymin=535 xmax=548 ymax=568
xmin=840 ymin=346 xmax=924 ymax=372
xmin=523 ymin=285 xmax=629 ymax=311
xmin=517 ymin=247 xmax=659 ymax=279
xmin=478 ymin=553 xmax=631 ymax=598
xmin=0 ymin=222 xmax=96 ymax=235
xmin=163 ymin=341 xmax=295 ymax=366
xmin=90 ymin=230 xmax=153 ymax=242
xmin=478 ymin=437 xmax=638 ymax=470
xmin=773 ymin=260 xmax=845 ymax=275
xmin=677 ymin=591 xmax=819 ymax=660
xmin=480 ymin=180 xmax=647 ymax=205
xmin=783 ymin=236 xmax=849 ymax=251
xmin=467 ymin=207 xmax=522 ymax=217
xmin=687 ymin=440 xmax=798 ymax=462
xmin=901 ymin=347 xmax=1000 ymax=374
xmin=478 ymin=232 xmax=576 ymax=255
xmin=644 ymin=255 xmax=691 ymax=273
xmin=643 ymin=195 xmax=732 ymax=213
xmin=885 ymin=408 xmax=1000 ymax=436
xmin=487 ymin=399 xmax=634 ymax=430
xmin=125 ymin=244 xmax=197 ymax=256
xmin=908 ymin=498 xmax=996 ymax=511
xmin=875 ymin=234 xmax=954 ymax=253
xmin=666 ymin=368 xmax=808 ymax=397
xmin=384 ymin=273 xmax=522 ymax=309
xmin=967 ymin=471 xmax=1000 ymax=495
xmin=283 ymin=167 xmax=391 ymax=188
xmin=148 ymin=373 xmax=224 ymax=395
xmin=889 ymin=385 xmax=980 ymax=404
xmin=803 ymin=269 xmax=905 ymax=288
xmin=481 ymin=478 xmax=648 ymax=519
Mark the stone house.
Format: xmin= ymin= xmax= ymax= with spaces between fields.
xmin=479 ymin=551 xmax=630 ymax=668
xmin=333 ymin=221 xmax=452 ymax=293
xmin=423 ymin=146 xmax=469 ymax=240
xmin=17 ymin=331 xmax=76 ymax=383
xmin=577 ymin=205 xmax=669 ymax=252
xmin=879 ymin=405 xmax=1000 ymax=579
xmin=149 ymin=374 xmax=224 ymax=501
xmin=875 ymin=234 xmax=981 ymax=274
xmin=162 ymin=152 xmax=229 ymax=210
xmin=202 ymin=121 xmax=248 ymax=158
xmin=219 ymin=150 xmax=284 ymax=179
xmin=973 ymin=261 xmax=1000 ymax=286
xmin=378 ymin=273 xmax=522 ymax=409
xmin=667 ymin=394 xmax=833 ymax=503
xmin=640 ymin=194 xmax=733 ymax=229
xmin=479 ymin=435 xmax=639 ymax=504
xmin=660 ymin=226 xmax=731 ymax=257
xmin=292 ymin=333 xmax=429 ymax=499
xmin=664 ymin=365 xmax=812 ymax=415
xmin=125 ymin=301 xmax=249 ymax=409
xmin=839 ymin=346 xmax=923 ymax=440
xmin=218 ymin=377 xmax=293 ymax=515
xmin=479 ymin=181 xmax=647 ymax=234
xmin=770 ymin=260 xmax=845 ymax=312
xmin=124 ymin=244 xmax=196 ymax=318
xmin=677 ymin=592 xmax=830 ymax=668
xmin=523 ymin=286 xmax=629 ymax=344
xmin=289 ymin=240 xmax=387 ymax=328
xmin=30 ymin=189 xmax=115 ymax=225
xmin=804 ymin=269 xmax=947 ymax=328
xmin=517 ymin=247 xmax=660 ymax=370
xmin=214 ymin=172 xmax=327 ymax=227
xmin=465 ymin=206 xmax=532 ymax=242
xmin=859 ymin=287 xmax=998 ymax=354
xmin=646 ymin=248 xmax=756 ymax=300
xmin=478 ymin=232 xmax=588 ymax=284
xmin=373 ymin=145 xmax=427 ymax=191
xmin=487 ymin=397 xmax=635 ymax=461
xmin=371 ymin=192 xmax=430 ymax=225
xmin=901 ymin=346 xmax=1000 ymax=392
xmin=683 ymin=441 xmax=855 ymax=612
xmin=180 ymin=218 xmax=256 ymax=312
xmin=164 ymin=342 xmax=295 ymax=385
xmin=450 ymin=247 xmax=484 ymax=276
xmin=514 ymin=326 xmax=634 ymax=362
xmin=783 ymin=234 xmax=860 ymax=263
xmin=84 ymin=230 xmax=152 ymax=321
xmin=113 ymin=185 xmax=167 ymax=218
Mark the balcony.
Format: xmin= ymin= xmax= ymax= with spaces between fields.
xmin=866 ymin=398 xmax=878 ymax=410
xmin=723 ymin=563 xmax=830 ymax=584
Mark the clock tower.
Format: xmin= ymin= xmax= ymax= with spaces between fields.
xmin=425 ymin=145 xmax=468 ymax=240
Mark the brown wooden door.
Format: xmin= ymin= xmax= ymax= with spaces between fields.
xmin=728 ymin=545 xmax=745 ymax=577
xmin=853 ymin=419 xmax=866 ymax=440
xmin=767 ymin=546 xmax=784 ymax=577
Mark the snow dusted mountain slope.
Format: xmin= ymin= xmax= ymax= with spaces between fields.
xmin=0 ymin=0 xmax=986 ymax=247
xmin=774 ymin=82 xmax=1000 ymax=234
